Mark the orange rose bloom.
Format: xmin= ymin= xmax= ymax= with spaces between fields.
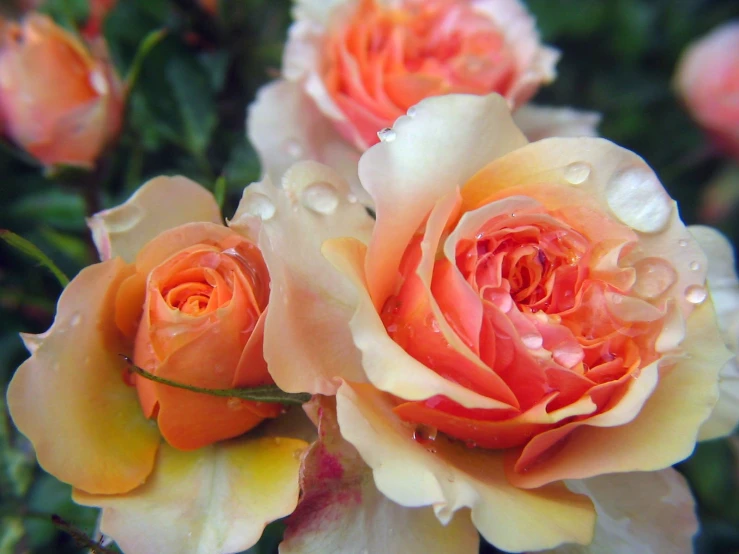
xmin=0 ymin=14 xmax=124 ymax=168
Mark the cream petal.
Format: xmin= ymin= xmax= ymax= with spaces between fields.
xmin=512 ymin=105 xmax=601 ymax=141
xmin=360 ymin=93 xmax=528 ymax=305
xmin=247 ymin=80 xmax=370 ymax=206
xmin=689 ymin=225 xmax=739 ymax=440
xmin=336 ymin=382 xmax=596 ymax=552
xmin=543 ymin=469 xmax=697 ymax=554
xmin=6 ymin=259 xmax=160 ymax=494
xmin=281 ymin=396 xmax=479 ymax=554
xmin=87 ymin=176 xmax=222 ymax=263
xmin=510 ymin=299 xmax=731 ymax=488
xmin=324 ymin=237 xmax=511 ymax=409
xmin=74 ymin=435 xmax=307 ymax=554
xmin=230 ymin=162 xmax=374 ymax=396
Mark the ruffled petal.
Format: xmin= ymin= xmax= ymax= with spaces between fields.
xmin=6 ymin=259 xmax=160 ymax=494
xmin=87 ymin=176 xmax=222 ymax=263
xmin=281 ymin=396 xmax=480 ymax=554
xmin=512 ymin=105 xmax=601 ymax=141
xmin=359 ymin=93 xmax=528 ymax=306
xmin=543 ymin=469 xmax=697 ymax=554
xmin=335 ymin=382 xmax=595 ymax=553
xmin=74 ymin=435 xmax=308 ymax=554
xmin=230 ymin=162 xmax=374 ymax=396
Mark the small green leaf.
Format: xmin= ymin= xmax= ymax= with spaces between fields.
xmin=214 ymin=175 xmax=227 ymax=210
xmin=0 ymin=230 xmax=69 ymax=288
xmin=122 ymin=357 xmax=312 ymax=405
xmin=126 ymin=29 xmax=169 ymax=93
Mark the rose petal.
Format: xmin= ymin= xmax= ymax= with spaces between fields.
xmin=6 ymin=259 xmax=160 ymax=494
xmin=512 ymin=105 xmax=601 ymax=141
xmin=359 ymin=93 xmax=528 ymax=306
xmin=230 ymin=162 xmax=374 ymax=396
xmin=542 ymin=469 xmax=697 ymax=554
xmin=74 ymin=435 xmax=307 ymax=554
xmin=508 ymin=299 xmax=731 ymax=488
xmin=247 ymin=80 xmax=370 ymax=206
xmin=336 ymin=382 xmax=596 ymax=552
xmin=689 ymin=225 xmax=739 ymax=440
xmin=87 ymin=176 xmax=222 ymax=263
xmin=281 ymin=396 xmax=480 ymax=554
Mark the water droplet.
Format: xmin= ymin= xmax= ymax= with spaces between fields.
xmin=240 ymin=192 xmax=276 ymax=220
xmin=689 ymin=261 xmax=700 ymax=271
xmin=89 ymin=70 xmax=108 ymax=95
xmin=447 ymin=474 xmax=456 ymax=483
xmin=464 ymin=440 xmax=478 ymax=449
xmin=521 ymin=332 xmax=543 ymax=350
xmin=407 ymin=106 xmax=417 ymax=117
xmin=274 ymin=437 xmax=282 ymax=445
xmin=564 ymin=162 xmax=591 ymax=185
xmin=227 ymin=397 xmax=243 ymax=411
xmin=347 ymin=193 xmax=358 ymax=204
xmin=284 ymin=138 xmax=303 ymax=158
xmin=377 ymin=127 xmax=396 ymax=142
xmin=606 ymin=167 xmax=672 ymax=233
xmin=292 ymin=448 xmax=304 ymax=460
xmin=678 ymin=239 xmax=689 ymax=247
xmin=413 ymin=424 xmax=437 ymax=444
xmin=69 ymin=312 xmax=82 ymax=327
xmin=684 ymin=284 xmax=707 ymax=304
xmin=553 ymin=343 xmax=583 ymax=368
xmin=301 ymin=181 xmax=339 ymax=215
xmin=632 ymin=258 xmax=677 ymax=299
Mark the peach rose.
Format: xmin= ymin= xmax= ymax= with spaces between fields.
xmin=7 ymin=176 xmax=310 ymax=553
xmin=263 ymin=94 xmax=739 ymax=552
xmin=248 ymin=0 xmax=600 ymax=206
xmin=0 ymin=14 xmax=124 ymax=168
xmin=675 ymin=21 xmax=739 ymax=158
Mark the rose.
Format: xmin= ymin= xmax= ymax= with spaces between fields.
xmin=248 ymin=0 xmax=600 ymax=205
xmin=0 ymin=14 xmax=124 ymax=168
xmin=675 ymin=21 xmax=739 ymax=159
xmin=7 ymin=176 xmax=309 ymax=553
xmin=264 ymin=94 xmax=738 ymax=552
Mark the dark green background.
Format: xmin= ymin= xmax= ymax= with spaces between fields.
xmin=1 ymin=0 xmax=738 ymax=552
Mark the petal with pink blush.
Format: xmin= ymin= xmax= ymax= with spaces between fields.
xmin=359 ymin=93 xmax=528 ymax=306
xmin=74 ymin=435 xmax=307 ymax=554
xmin=87 ymin=176 xmax=222 ymax=263
xmin=335 ymin=382 xmax=595 ymax=553
xmin=247 ymin=80 xmax=370 ymax=206
xmin=542 ymin=469 xmax=697 ymax=554
xmin=6 ymin=259 xmax=160 ymax=494
xmin=230 ymin=162 xmax=374 ymax=396
xmin=512 ymin=105 xmax=601 ymax=141
xmin=281 ymin=396 xmax=480 ymax=554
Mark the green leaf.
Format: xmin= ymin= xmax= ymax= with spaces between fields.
xmin=8 ymin=191 xmax=86 ymax=232
xmin=0 ymin=398 xmax=34 ymax=500
xmin=123 ymin=357 xmax=312 ymax=405
xmin=0 ymin=231 xmax=69 ymax=288
xmin=0 ymin=518 xmax=24 ymax=554
xmin=125 ymin=29 xmax=169 ymax=92
xmin=214 ymin=174 xmax=227 ymax=210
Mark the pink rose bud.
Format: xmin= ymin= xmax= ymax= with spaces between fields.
xmin=0 ymin=14 xmax=124 ymax=169
xmin=675 ymin=21 xmax=739 ymax=159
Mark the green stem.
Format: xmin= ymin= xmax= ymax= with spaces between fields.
xmin=121 ymin=356 xmax=311 ymax=405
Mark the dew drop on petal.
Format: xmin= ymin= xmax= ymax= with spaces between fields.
xmin=521 ymin=332 xmax=543 ymax=350
xmin=678 ymin=239 xmax=689 ymax=247
xmin=284 ymin=138 xmax=303 ymax=158
xmin=606 ymin=167 xmax=672 ymax=233
xmin=689 ymin=261 xmax=700 ymax=271
xmin=377 ymin=127 xmax=396 ymax=142
xmin=406 ymin=106 xmax=417 ymax=117
xmin=632 ymin=257 xmax=677 ymax=299
xmin=685 ymin=284 xmax=707 ymax=304
xmin=240 ymin=192 xmax=276 ymax=220
xmin=301 ymin=181 xmax=339 ymax=215
xmin=564 ymin=162 xmax=591 ymax=185
xmin=227 ymin=397 xmax=243 ymax=411
xmin=89 ymin=70 xmax=108 ymax=95
xmin=413 ymin=424 xmax=437 ymax=444
xmin=553 ymin=342 xmax=583 ymax=368
xmin=347 ymin=193 xmax=358 ymax=204
xmin=69 ymin=312 xmax=82 ymax=327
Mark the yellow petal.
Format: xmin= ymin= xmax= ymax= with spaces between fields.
xmin=6 ymin=259 xmax=160 ymax=494
xmin=74 ymin=435 xmax=307 ymax=554
xmin=335 ymin=382 xmax=595 ymax=552
xmin=87 ymin=176 xmax=222 ymax=262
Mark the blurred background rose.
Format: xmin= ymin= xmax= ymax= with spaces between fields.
xmin=0 ymin=1 xmax=738 ymax=553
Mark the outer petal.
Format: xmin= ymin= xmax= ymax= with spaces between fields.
xmin=359 ymin=93 xmax=528 ymax=305
xmin=281 ymin=397 xmax=479 ymax=554
xmin=247 ymin=80 xmax=369 ymax=205
xmin=690 ymin=225 xmax=739 ymax=440
xmin=230 ymin=162 xmax=374 ymax=396
xmin=508 ymin=299 xmax=731 ymax=488
xmin=512 ymin=105 xmax=601 ymax=141
xmin=87 ymin=176 xmax=222 ymax=263
xmin=335 ymin=382 xmax=596 ymax=553
xmin=543 ymin=469 xmax=697 ymax=554
xmin=6 ymin=259 xmax=160 ymax=494
xmin=74 ymin=435 xmax=308 ymax=554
